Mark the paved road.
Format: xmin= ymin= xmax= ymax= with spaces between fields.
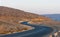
xmin=0 ymin=22 xmax=53 ymax=37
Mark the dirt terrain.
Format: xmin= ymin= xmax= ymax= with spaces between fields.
xmin=0 ymin=6 xmax=52 ymax=23
xmin=0 ymin=21 xmax=33 ymax=34
xmin=0 ymin=6 xmax=60 ymax=34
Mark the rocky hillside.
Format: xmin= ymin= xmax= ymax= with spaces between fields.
xmin=0 ymin=6 xmax=60 ymax=34
xmin=0 ymin=6 xmax=60 ymax=26
xmin=0 ymin=6 xmax=52 ymax=24
xmin=0 ymin=21 xmax=32 ymax=34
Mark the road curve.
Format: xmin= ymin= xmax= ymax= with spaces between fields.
xmin=0 ymin=22 xmax=53 ymax=37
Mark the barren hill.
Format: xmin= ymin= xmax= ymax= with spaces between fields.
xmin=0 ymin=6 xmax=60 ymax=34
xmin=0 ymin=6 xmax=52 ymax=24
xmin=0 ymin=6 xmax=60 ymax=26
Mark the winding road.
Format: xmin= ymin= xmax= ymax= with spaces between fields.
xmin=0 ymin=22 xmax=54 ymax=37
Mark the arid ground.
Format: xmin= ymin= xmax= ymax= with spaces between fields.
xmin=0 ymin=6 xmax=60 ymax=36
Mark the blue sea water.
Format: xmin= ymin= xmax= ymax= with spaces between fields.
xmin=43 ymin=14 xmax=60 ymax=21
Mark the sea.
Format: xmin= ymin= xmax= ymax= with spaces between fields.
xmin=42 ymin=14 xmax=60 ymax=21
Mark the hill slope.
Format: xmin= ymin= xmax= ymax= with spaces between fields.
xmin=0 ymin=6 xmax=60 ymax=34
xmin=0 ymin=6 xmax=60 ymax=29
xmin=0 ymin=6 xmax=52 ymax=24
xmin=0 ymin=6 xmax=60 ymax=26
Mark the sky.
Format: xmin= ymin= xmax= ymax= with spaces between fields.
xmin=0 ymin=0 xmax=60 ymax=14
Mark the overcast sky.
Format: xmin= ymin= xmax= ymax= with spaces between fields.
xmin=0 ymin=0 xmax=60 ymax=14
